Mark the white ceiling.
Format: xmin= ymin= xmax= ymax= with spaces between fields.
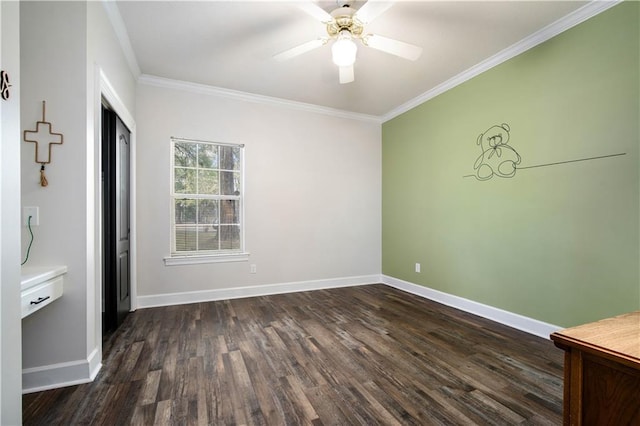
xmin=115 ymin=1 xmax=590 ymax=118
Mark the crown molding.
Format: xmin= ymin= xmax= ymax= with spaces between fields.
xmin=381 ymin=0 xmax=622 ymax=122
xmin=138 ymin=74 xmax=382 ymax=123
xmin=103 ymin=0 xmax=619 ymax=124
xmin=101 ymin=0 xmax=141 ymax=78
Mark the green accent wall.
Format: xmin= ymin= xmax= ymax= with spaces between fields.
xmin=382 ymin=2 xmax=639 ymax=328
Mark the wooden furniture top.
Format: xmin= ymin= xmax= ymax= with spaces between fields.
xmin=550 ymin=311 xmax=640 ymax=366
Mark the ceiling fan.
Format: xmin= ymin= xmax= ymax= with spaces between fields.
xmin=274 ymin=1 xmax=423 ymax=84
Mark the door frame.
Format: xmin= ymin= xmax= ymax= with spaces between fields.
xmin=92 ymin=67 xmax=136 ymax=351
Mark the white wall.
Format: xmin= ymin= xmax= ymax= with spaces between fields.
xmin=136 ymin=82 xmax=381 ymax=301
xmin=1 ymin=1 xmax=23 ymax=423
xmin=88 ymin=3 xmax=136 ymax=116
xmin=20 ymin=1 xmax=94 ymax=391
xmin=21 ymin=0 xmax=89 ymax=374
xmin=86 ymin=0 xmax=137 ymax=380
xmin=20 ymin=1 xmax=136 ymax=392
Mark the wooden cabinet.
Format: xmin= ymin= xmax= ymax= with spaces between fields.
xmin=550 ymin=311 xmax=640 ymax=425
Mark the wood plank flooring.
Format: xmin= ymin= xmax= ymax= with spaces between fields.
xmin=23 ymin=284 xmax=564 ymax=425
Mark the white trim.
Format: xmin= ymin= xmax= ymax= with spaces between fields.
xmin=87 ymin=347 xmax=102 ymax=382
xmin=164 ymin=252 xmax=250 ymax=266
xmin=20 ymin=273 xmax=563 ymax=392
xmin=101 ymin=0 xmax=141 ymax=78
xmin=100 ymin=69 xmax=135 ymax=128
xmin=382 ymin=275 xmax=562 ymax=339
xmin=137 ymin=275 xmax=380 ymax=308
xmin=138 ymin=74 xmax=382 ymax=124
xmin=22 ymin=352 xmax=101 ymax=394
xmin=171 ymin=136 xmax=244 ymax=149
xmin=382 ymin=0 xmax=622 ymax=122
xmin=87 ymin=63 xmax=101 ymax=400
xmin=137 ymin=275 xmax=562 ymax=338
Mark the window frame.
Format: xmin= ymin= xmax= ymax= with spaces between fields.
xmin=165 ymin=137 xmax=248 ymax=266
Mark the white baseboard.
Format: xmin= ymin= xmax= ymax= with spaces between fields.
xmin=382 ymin=275 xmax=561 ymax=339
xmin=22 ymin=348 xmax=102 ymax=394
xmin=139 ymin=274 xmax=561 ymax=339
xmin=136 ymin=274 xmax=381 ymax=309
xmin=22 ymin=274 xmax=560 ymax=393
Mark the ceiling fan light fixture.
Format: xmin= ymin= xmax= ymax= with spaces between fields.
xmin=331 ymin=31 xmax=357 ymax=67
xmin=275 ymin=2 xmax=422 ymax=85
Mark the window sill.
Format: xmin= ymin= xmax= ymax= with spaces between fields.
xmin=164 ymin=252 xmax=250 ymax=266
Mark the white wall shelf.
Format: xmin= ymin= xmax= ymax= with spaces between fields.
xmin=21 ymin=266 xmax=66 ymax=319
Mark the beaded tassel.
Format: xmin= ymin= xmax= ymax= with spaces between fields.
xmin=40 ymin=164 xmax=48 ymax=187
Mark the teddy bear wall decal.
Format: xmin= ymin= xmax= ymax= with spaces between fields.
xmin=473 ymin=123 xmax=521 ymax=181
xmin=464 ymin=123 xmax=626 ymax=181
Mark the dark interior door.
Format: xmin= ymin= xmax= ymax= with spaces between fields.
xmin=102 ymin=106 xmax=131 ymax=334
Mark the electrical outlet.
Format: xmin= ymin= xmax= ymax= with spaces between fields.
xmin=23 ymin=206 xmax=39 ymax=226
xmin=415 ymin=263 xmax=421 ymax=273
xmin=250 ymin=264 xmax=257 ymax=274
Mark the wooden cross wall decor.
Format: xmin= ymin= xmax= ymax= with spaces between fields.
xmin=24 ymin=101 xmax=64 ymax=187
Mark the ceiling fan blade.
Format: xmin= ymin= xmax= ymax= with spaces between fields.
xmin=364 ymin=34 xmax=422 ymax=61
xmin=274 ymin=38 xmax=327 ymax=61
xmin=297 ymin=2 xmax=332 ymax=23
xmin=339 ymin=65 xmax=355 ymax=84
xmin=355 ymin=1 xmax=394 ymax=24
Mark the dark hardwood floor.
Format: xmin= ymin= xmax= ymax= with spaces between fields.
xmin=23 ymin=284 xmax=564 ymax=425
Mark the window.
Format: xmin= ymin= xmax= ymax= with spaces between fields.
xmin=168 ymin=138 xmax=246 ymax=263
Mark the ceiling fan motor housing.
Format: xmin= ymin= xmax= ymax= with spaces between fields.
xmin=327 ymin=6 xmax=364 ymax=39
